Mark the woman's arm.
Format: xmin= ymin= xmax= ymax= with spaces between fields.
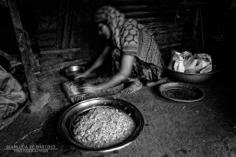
xmin=75 ymin=45 xmax=111 ymax=79
xmin=83 ymin=54 xmax=135 ymax=92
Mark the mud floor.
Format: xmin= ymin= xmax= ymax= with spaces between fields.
xmin=0 ymin=67 xmax=235 ymax=157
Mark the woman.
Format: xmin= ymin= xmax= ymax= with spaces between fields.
xmin=76 ymin=6 xmax=164 ymax=94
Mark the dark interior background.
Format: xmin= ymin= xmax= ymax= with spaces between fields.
xmin=0 ymin=0 xmax=235 ymax=64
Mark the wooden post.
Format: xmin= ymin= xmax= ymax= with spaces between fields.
xmin=7 ymin=0 xmax=39 ymax=106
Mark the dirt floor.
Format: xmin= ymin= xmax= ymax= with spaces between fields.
xmin=0 ymin=62 xmax=235 ymax=157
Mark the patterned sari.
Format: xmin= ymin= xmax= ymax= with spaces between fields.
xmin=95 ymin=6 xmax=163 ymax=85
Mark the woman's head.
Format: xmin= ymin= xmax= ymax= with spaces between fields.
xmin=94 ymin=6 xmax=124 ymax=24
xmin=97 ymin=23 xmax=111 ymax=39
xmin=94 ymin=6 xmax=125 ymax=46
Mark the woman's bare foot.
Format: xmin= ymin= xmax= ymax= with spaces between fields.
xmin=121 ymin=79 xmax=143 ymax=94
xmin=146 ymin=77 xmax=168 ymax=87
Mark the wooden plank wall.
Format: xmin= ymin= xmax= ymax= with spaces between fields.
xmin=29 ymin=0 xmax=59 ymax=51
xmin=28 ymin=0 xmax=209 ymax=56
xmin=105 ymin=0 xmax=184 ymax=50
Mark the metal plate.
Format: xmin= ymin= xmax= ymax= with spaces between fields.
xmin=57 ymin=97 xmax=144 ymax=153
xmin=158 ymin=82 xmax=204 ymax=102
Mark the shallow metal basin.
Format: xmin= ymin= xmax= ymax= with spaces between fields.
xmin=57 ymin=97 xmax=144 ymax=153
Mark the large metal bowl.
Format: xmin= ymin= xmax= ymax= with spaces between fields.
xmin=57 ymin=97 xmax=144 ymax=153
xmin=163 ymin=63 xmax=221 ymax=83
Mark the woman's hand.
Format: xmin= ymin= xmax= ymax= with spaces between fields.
xmin=74 ymin=71 xmax=90 ymax=80
xmin=81 ymin=83 xmax=100 ymax=93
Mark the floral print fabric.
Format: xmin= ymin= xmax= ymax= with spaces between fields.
xmin=95 ymin=6 xmax=163 ymax=83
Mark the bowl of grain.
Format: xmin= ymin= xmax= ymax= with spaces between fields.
xmin=57 ymin=97 xmax=144 ymax=153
